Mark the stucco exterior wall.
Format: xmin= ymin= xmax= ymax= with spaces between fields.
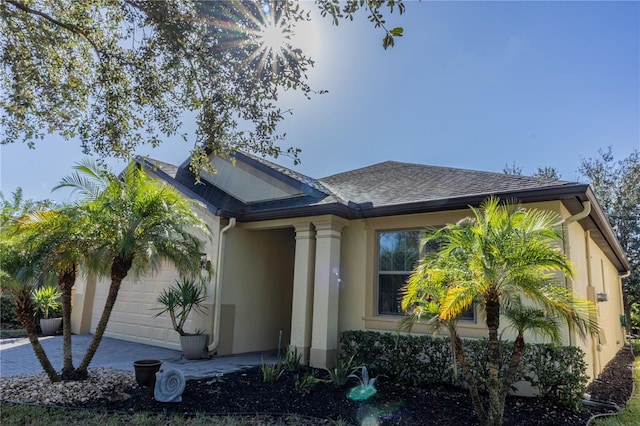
xmin=339 ymin=202 xmax=564 ymax=339
xmin=558 ymin=202 xmax=626 ymax=379
xmin=587 ymin=235 xmax=626 ymax=375
xmin=74 ymin=183 xmax=626 ymax=380
xmin=337 ymin=220 xmax=368 ymax=333
xmin=336 ymin=200 xmax=624 ymax=380
xmin=220 ymin=226 xmax=295 ymax=355
xmin=338 ymin=208 xmax=483 ymax=338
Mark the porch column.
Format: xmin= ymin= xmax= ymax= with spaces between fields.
xmin=70 ymin=273 xmax=97 ymax=334
xmin=309 ymin=218 xmax=345 ymax=369
xmin=290 ymin=222 xmax=316 ymax=364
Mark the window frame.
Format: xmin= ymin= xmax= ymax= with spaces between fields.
xmin=376 ymin=229 xmax=423 ymax=316
xmin=375 ymin=228 xmax=476 ymax=322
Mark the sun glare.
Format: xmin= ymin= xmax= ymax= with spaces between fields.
xmin=203 ymin=1 xmax=318 ymax=82
xmin=260 ymin=20 xmax=288 ymax=53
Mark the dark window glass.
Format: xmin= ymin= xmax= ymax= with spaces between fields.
xmin=377 ymin=231 xmax=421 ymax=315
xmin=460 ymin=305 xmax=475 ymax=321
xmin=379 ymin=231 xmax=421 ymax=272
xmin=378 ymin=274 xmax=409 ymax=315
xmin=377 ymin=230 xmax=475 ymax=321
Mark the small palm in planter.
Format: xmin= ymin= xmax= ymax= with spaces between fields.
xmin=155 ymin=278 xmax=208 ymax=359
xmin=32 ymin=285 xmax=62 ymax=335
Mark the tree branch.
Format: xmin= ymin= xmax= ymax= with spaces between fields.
xmin=6 ymin=0 xmax=100 ymax=53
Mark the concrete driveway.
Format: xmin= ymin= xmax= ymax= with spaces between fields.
xmin=0 ymin=334 xmax=278 ymax=380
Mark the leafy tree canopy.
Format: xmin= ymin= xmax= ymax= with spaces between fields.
xmin=578 ymin=147 xmax=640 ymax=305
xmin=532 ymin=166 xmax=561 ymax=180
xmin=502 ymin=161 xmax=523 ymax=176
xmin=1 ymin=0 xmax=405 ymax=173
xmin=502 ymin=162 xmax=562 ymax=181
xmin=1 ymin=187 xmax=54 ymax=223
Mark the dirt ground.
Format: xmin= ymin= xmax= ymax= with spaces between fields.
xmin=73 ymin=346 xmax=635 ymax=425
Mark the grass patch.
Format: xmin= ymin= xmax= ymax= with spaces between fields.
xmin=592 ymin=353 xmax=640 ymax=425
xmin=0 ymin=402 xmax=332 ymax=425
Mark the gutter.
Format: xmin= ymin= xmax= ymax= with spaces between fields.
xmin=582 ymin=187 xmax=630 ymax=271
xmin=207 ymin=217 xmax=236 ymax=353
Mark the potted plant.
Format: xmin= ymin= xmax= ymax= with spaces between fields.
xmin=32 ymin=284 xmax=62 ymax=335
xmin=155 ymin=278 xmax=208 ymax=359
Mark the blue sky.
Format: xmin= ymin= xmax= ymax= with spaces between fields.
xmin=1 ymin=1 xmax=638 ymax=204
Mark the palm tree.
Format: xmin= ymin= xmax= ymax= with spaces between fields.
xmin=13 ymin=206 xmax=91 ymax=379
xmin=0 ymin=220 xmax=61 ymax=381
xmin=55 ymin=159 xmax=210 ymax=379
xmin=402 ymin=196 xmax=597 ymax=426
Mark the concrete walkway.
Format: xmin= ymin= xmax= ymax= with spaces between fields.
xmin=0 ymin=334 xmax=278 ymax=380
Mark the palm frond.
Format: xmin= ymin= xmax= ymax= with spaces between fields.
xmin=502 ymin=296 xmax=562 ymax=343
xmin=52 ymin=158 xmax=113 ymax=198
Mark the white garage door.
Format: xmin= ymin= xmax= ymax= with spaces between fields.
xmin=90 ymin=265 xmax=182 ymax=350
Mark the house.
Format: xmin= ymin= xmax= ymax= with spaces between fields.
xmin=70 ymin=151 xmax=630 ymax=380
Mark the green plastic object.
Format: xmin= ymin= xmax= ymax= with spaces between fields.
xmin=347 ymin=366 xmax=378 ymax=401
xmin=621 ymin=314 xmax=627 ymax=327
xmin=348 ymin=384 xmax=377 ymax=401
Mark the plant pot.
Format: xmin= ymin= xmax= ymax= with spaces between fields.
xmin=133 ymin=359 xmax=162 ymax=387
xmin=40 ymin=318 xmax=62 ymax=335
xmin=180 ymin=334 xmax=208 ymax=360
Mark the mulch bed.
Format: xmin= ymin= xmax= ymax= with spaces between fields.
xmin=585 ymin=346 xmax=635 ymax=407
xmin=74 ymin=346 xmax=635 ymax=425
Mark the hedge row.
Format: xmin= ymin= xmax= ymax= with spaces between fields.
xmin=340 ymin=330 xmax=588 ymax=408
xmin=0 ymin=294 xmax=19 ymax=325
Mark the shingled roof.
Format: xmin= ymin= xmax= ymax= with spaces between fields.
xmin=137 ymin=153 xmax=628 ymax=272
xmin=319 ymin=161 xmax=573 ymax=208
xmin=139 ymin=154 xmax=592 ymax=220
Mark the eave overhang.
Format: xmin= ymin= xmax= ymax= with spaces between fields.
xmin=236 ymin=182 xmax=630 ymax=273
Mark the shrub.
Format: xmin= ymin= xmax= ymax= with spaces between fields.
xmin=521 ymin=344 xmax=588 ymax=409
xmin=340 ymin=330 xmax=453 ymax=385
xmin=462 ymin=338 xmax=517 ymax=393
xmin=340 ymin=330 xmax=589 ymax=408
xmin=1 ymin=294 xmax=19 ymax=326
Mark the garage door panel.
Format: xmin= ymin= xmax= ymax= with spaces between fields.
xmin=90 ymin=264 xmax=181 ymax=349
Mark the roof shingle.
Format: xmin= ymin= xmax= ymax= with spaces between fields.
xmin=319 ymin=161 xmax=573 ymax=207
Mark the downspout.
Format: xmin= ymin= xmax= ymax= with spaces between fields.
xmin=559 ymin=200 xmax=591 ymax=347
xmin=584 ymin=230 xmax=599 ymax=379
xmin=208 ymin=217 xmax=236 ymax=353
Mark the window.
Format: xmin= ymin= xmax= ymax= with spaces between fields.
xmin=377 ymin=229 xmax=475 ymax=321
xmin=378 ymin=230 xmax=421 ymax=315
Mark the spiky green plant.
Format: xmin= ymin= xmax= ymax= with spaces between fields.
xmin=283 ymin=346 xmax=303 ymax=372
xmin=260 ymin=358 xmax=284 ymax=383
xmin=155 ymin=278 xmax=207 ymax=336
xmin=324 ymin=354 xmax=358 ymax=386
xmin=32 ymin=285 xmax=62 ymax=319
